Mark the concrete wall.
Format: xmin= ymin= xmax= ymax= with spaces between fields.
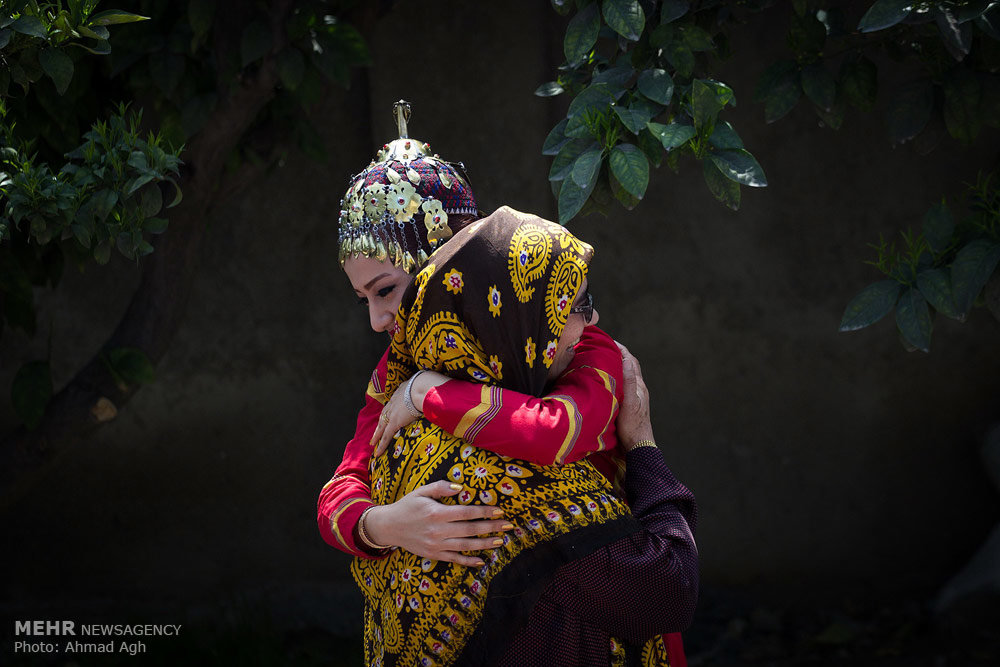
xmin=2 ymin=0 xmax=998 ymax=636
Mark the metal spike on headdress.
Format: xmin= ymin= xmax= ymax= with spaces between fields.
xmin=337 ymin=100 xmax=478 ymax=272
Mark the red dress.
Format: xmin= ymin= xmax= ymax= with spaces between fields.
xmin=317 ymin=326 xmax=691 ymax=666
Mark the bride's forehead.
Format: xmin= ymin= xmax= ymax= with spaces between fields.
xmin=344 ymin=255 xmax=408 ymax=288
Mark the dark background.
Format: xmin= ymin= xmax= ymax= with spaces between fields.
xmin=2 ymin=2 xmax=998 ymax=665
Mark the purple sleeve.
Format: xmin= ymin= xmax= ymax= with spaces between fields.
xmin=543 ymin=446 xmax=700 ymax=642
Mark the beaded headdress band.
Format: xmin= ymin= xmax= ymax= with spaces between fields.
xmin=337 ymin=100 xmax=478 ymax=273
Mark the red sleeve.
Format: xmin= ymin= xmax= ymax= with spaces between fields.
xmin=316 ymin=348 xmax=390 ymax=559
xmin=422 ymin=326 xmax=624 ymax=472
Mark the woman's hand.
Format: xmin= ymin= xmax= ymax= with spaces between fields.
xmin=616 ymin=342 xmax=655 ymax=451
xmin=363 ymin=481 xmax=513 ymax=566
xmin=372 ymin=370 xmax=450 ymax=456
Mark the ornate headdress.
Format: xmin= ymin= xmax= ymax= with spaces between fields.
xmin=337 ymin=100 xmax=478 ymax=273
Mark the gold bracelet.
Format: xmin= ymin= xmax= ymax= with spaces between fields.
xmin=357 ymin=506 xmax=392 ymax=551
xmin=631 ymin=439 xmax=658 ymax=450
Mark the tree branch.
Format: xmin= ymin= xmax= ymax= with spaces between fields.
xmin=0 ymin=0 xmax=297 ymax=501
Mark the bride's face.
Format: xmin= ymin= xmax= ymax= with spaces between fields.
xmin=344 ymin=255 xmax=411 ymax=334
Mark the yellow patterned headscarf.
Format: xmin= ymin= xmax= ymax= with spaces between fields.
xmin=385 ymin=205 xmax=594 ymax=398
xmin=351 ymin=207 xmax=666 ymax=666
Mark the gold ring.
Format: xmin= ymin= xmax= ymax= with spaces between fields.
xmin=380 ymin=412 xmax=390 ymax=424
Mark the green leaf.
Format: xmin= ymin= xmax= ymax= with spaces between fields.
xmin=319 ymin=22 xmax=369 ymax=67
xmin=39 ymin=48 xmax=73 ymax=95
xmin=647 ymin=121 xmax=695 ymax=149
xmin=535 ymin=81 xmax=565 ymax=97
xmin=76 ymin=24 xmax=110 ymax=40
xmin=664 ymin=41 xmax=694 ymax=79
xmin=935 ymin=6 xmax=972 ymax=61
xmin=841 ymin=57 xmax=878 ymax=112
xmin=708 ymin=121 xmax=744 ymax=149
xmin=839 ymin=280 xmax=901 ymax=331
xmin=241 ymin=20 xmax=272 ymax=67
xmin=801 ymin=62 xmax=835 ymax=111
xmin=109 ymin=347 xmax=155 ymax=385
xmin=951 ymin=240 xmax=1000 ymax=315
xmin=637 ymin=68 xmax=673 ymax=105
xmin=88 ymin=10 xmax=149 ymax=26
xmin=567 ymin=83 xmax=617 ymax=118
xmin=678 ymin=24 xmax=714 ymax=51
xmin=631 ymin=97 xmax=663 ymax=122
xmin=92 ymin=188 xmax=118 ymax=221
xmin=559 ymin=160 xmax=600 ymax=223
xmin=12 ymin=360 xmax=52 ymax=430
xmin=702 ymin=159 xmax=740 ymax=210
xmin=922 ymin=200 xmax=954 ymax=254
xmin=564 ymin=2 xmax=600 ymax=62
xmin=549 ymin=138 xmax=593 ymax=181
xmin=755 ymin=60 xmax=801 ymax=123
xmin=71 ymin=222 xmax=91 ymax=247
xmin=661 ymin=0 xmax=690 ymax=24
xmin=609 ymin=143 xmax=649 ymax=199
xmin=94 ymin=239 xmax=112 ymax=265
xmin=895 ymin=287 xmax=932 ymax=352
xmin=978 ymin=7 xmax=1000 ymax=40
xmin=637 ymin=128 xmax=663 ymax=167
xmin=165 ymin=178 xmax=183 ymax=208
xmin=708 ymin=149 xmax=767 ymax=187
xmin=612 ymin=102 xmax=655 ymax=134
xmin=602 ymin=0 xmax=645 ymax=41
xmin=139 ymin=183 xmax=163 ymax=218
xmin=551 ymin=0 xmax=573 ymax=17
xmin=571 ymin=146 xmax=603 ymax=189
xmin=592 ymin=64 xmax=634 ymax=89
xmin=691 ymin=79 xmax=730 ymax=131
xmin=943 ymin=69 xmax=981 ymax=144
xmin=609 ymin=169 xmax=641 ymax=209
xmin=858 ymin=0 xmax=912 ymax=33
xmin=885 ymin=80 xmax=934 ymax=144
xmin=10 ymin=16 xmax=47 ymax=38
xmin=542 ymin=119 xmax=571 ymax=156
xmin=72 ymin=38 xmax=110 ymax=55
xmin=916 ymin=268 xmax=960 ymax=319
xmin=277 ymin=47 xmax=305 ymax=90
xmin=0 ymin=28 xmax=11 ymax=49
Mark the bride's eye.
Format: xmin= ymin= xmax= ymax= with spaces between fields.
xmin=377 ymin=285 xmax=396 ymax=298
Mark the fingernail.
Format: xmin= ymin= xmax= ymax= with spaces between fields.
xmin=492 ymin=509 xmax=504 ymax=517
xmin=474 ymin=560 xmax=485 ymax=566
xmin=492 ymin=538 xmax=504 ymax=546
xmin=450 ymin=483 xmax=463 ymax=491
xmin=501 ymin=523 xmax=514 ymax=530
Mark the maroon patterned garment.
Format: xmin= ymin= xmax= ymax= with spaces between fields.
xmin=471 ymin=446 xmax=699 ymax=667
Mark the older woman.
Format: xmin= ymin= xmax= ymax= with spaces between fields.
xmin=350 ymin=206 xmax=697 ymax=666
